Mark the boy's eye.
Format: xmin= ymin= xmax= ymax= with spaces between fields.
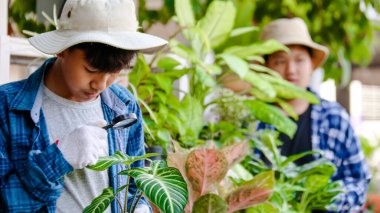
xmin=85 ymin=67 xmax=98 ymax=73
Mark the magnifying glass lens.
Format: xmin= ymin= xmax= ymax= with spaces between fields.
xmin=113 ymin=118 xmax=136 ymax=129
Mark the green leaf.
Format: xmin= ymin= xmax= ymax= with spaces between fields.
xmin=245 ymin=202 xmax=279 ymax=213
xmin=244 ymin=100 xmax=296 ymax=138
xmin=122 ymin=163 xmax=189 ymax=213
xmin=305 ymin=174 xmax=330 ymax=193
xmin=219 ymin=53 xmax=249 ymax=78
xmin=83 ymin=187 xmax=115 ymax=213
xmin=187 ymin=27 xmax=212 ymax=58
xmin=178 ymin=94 xmax=204 ymax=140
xmin=154 ymin=74 xmax=172 ymax=94
xmin=129 ymin=54 xmax=150 ymax=86
xmin=192 ymin=194 xmax=228 ymax=213
xmin=259 ymin=74 xmax=320 ymax=104
xmin=157 ymin=128 xmax=172 ymax=142
xmin=243 ymin=71 xmax=276 ymax=99
xmin=157 ymin=57 xmax=181 ymax=70
xmin=224 ymin=40 xmax=288 ymax=58
xmin=87 ymin=151 xmax=159 ymax=171
xmin=198 ymin=1 xmax=236 ymax=48
xmin=175 ymin=0 xmax=195 ymax=28
xmin=280 ymin=150 xmax=321 ymax=169
xmin=230 ymin=26 xmax=259 ymax=38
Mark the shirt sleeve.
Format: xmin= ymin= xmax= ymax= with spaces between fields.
xmin=326 ymin=110 xmax=371 ymax=212
xmin=0 ymin=93 xmax=73 ymax=211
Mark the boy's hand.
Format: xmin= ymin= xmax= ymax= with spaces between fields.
xmin=57 ymin=120 xmax=108 ymax=169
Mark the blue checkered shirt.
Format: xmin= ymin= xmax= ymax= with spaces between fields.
xmin=0 ymin=58 xmax=148 ymax=212
xmin=257 ymin=94 xmax=371 ymax=212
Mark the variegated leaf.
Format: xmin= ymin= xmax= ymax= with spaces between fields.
xmin=87 ymin=151 xmax=159 ymax=171
xmin=122 ymin=163 xmax=188 ymax=213
xmin=185 ymin=148 xmax=228 ymax=197
xmin=226 ymin=171 xmax=275 ymax=213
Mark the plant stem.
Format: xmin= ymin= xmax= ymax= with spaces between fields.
xmin=130 ymin=189 xmax=139 ymax=212
xmin=131 ymin=191 xmax=144 ymax=213
xmin=115 ymin=196 xmax=124 ymax=210
xmin=124 ymin=166 xmax=131 ymax=213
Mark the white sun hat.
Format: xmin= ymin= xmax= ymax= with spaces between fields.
xmin=28 ymin=0 xmax=168 ymax=55
xmin=261 ymin=17 xmax=329 ymax=68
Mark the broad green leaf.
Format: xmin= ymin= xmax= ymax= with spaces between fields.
xmin=243 ymin=71 xmax=276 ymax=99
xmin=244 ymin=100 xmax=296 ymax=138
xmin=198 ymin=1 xmax=236 ymax=48
xmin=246 ymin=202 xmax=279 ymax=213
xmin=83 ymin=187 xmax=114 ymax=213
xmin=276 ymin=100 xmax=298 ymax=120
xmin=230 ymin=26 xmax=259 ymax=38
xmin=218 ymin=53 xmax=249 ymax=78
xmin=129 ymin=54 xmax=150 ymax=86
xmin=230 ymin=163 xmax=254 ymax=181
xmin=122 ymin=164 xmax=188 ymax=213
xmin=305 ymin=174 xmax=330 ymax=193
xmin=249 ymin=64 xmax=282 ymax=78
xmin=154 ymin=74 xmax=172 ymax=94
xmin=280 ymin=150 xmax=321 ymax=169
xmin=224 ymin=40 xmax=288 ymax=58
xmin=178 ymin=94 xmax=204 ymax=140
xmin=185 ymin=148 xmax=228 ymax=196
xmin=192 ymin=193 xmax=228 ymax=213
xmin=187 ymin=27 xmax=211 ymax=58
xmin=292 ymin=159 xmax=336 ymax=183
xmin=87 ymin=151 xmax=159 ymax=171
xmin=157 ymin=128 xmax=172 ymax=143
xmin=259 ymin=74 xmax=320 ymax=104
xmin=175 ymin=0 xmax=195 ymax=28
xmin=226 ymin=171 xmax=275 ymax=212
xmin=157 ymin=57 xmax=181 ymax=70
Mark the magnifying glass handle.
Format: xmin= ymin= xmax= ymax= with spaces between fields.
xmin=102 ymin=124 xmax=113 ymax=130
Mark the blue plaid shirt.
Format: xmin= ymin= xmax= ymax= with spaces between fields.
xmin=258 ymin=94 xmax=371 ymax=212
xmin=0 ymin=58 xmax=148 ymax=212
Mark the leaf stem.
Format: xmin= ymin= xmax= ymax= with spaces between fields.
xmin=131 ymin=191 xmax=144 ymax=213
xmin=124 ymin=166 xmax=131 ymax=213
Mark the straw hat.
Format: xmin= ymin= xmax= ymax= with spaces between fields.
xmin=261 ymin=17 xmax=329 ymax=68
xmin=28 ymin=0 xmax=167 ymax=55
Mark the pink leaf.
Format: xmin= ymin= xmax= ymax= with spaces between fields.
xmin=221 ymin=141 xmax=250 ymax=166
xmin=185 ymin=148 xmax=229 ymax=198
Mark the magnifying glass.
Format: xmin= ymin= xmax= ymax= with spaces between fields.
xmin=102 ymin=113 xmax=138 ymax=130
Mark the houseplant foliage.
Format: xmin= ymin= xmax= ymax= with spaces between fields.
xmin=167 ymin=141 xmax=275 ymax=213
xmin=128 ymin=0 xmax=320 ymax=151
xmin=83 ymin=151 xmax=188 ymax=213
xmin=137 ymin=0 xmax=380 ymax=86
xmin=242 ymin=130 xmax=344 ymax=213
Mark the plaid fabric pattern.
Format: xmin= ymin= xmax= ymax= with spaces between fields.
xmin=0 ymin=58 xmax=148 ymax=212
xmin=258 ymin=93 xmax=371 ymax=212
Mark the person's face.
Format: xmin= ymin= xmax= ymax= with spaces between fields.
xmin=57 ymin=49 xmax=121 ymax=102
xmin=265 ymin=45 xmax=314 ymax=89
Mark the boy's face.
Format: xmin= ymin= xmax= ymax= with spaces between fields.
xmin=265 ymin=45 xmax=314 ymax=89
xmin=56 ymin=49 xmax=121 ymax=102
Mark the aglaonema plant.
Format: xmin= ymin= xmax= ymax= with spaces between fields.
xmin=242 ymin=130 xmax=344 ymax=213
xmin=83 ymin=151 xmax=188 ymax=213
xmin=167 ymin=141 xmax=275 ymax=213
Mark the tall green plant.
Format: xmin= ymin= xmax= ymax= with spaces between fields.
xmin=128 ymin=0 xmax=320 ymax=150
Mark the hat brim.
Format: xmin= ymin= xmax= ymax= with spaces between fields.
xmin=28 ymin=30 xmax=168 ymax=55
xmin=280 ymin=39 xmax=329 ymax=69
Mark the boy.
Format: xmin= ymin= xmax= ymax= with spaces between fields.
xmin=0 ymin=0 xmax=167 ymax=212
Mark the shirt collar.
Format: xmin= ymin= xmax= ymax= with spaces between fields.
xmin=10 ymin=58 xmax=56 ymax=123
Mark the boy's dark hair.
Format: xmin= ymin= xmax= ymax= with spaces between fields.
xmin=68 ymin=43 xmax=137 ymax=73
